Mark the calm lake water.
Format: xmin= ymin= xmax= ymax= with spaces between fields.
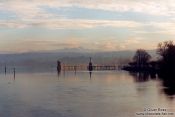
xmin=0 ymin=71 xmax=174 ymax=117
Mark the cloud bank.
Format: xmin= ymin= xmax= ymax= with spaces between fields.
xmin=0 ymin=0 xmax=175 ymax=53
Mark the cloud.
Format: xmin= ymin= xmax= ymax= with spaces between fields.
xmin=1 ymin=0 xmax=175 ymax=53
xmin=124 ymin=38 xmax=142 ymax=45
xmin=133 ymin=22 xmax=175 ymax=35
xmin=0 ymin=19 xmax=142 ymax=29
xmin=1 ymin=0 xmax=175 ymax=30
xmin=1 ymin=0 xmax=175 ymax=21
xmin=0 ymin=0 xmax=53 ymax=20
xmin=44 ymin=0 xmax=175 ymax=17
xmin=0 ymin=35 xmax=163 ymax=53
xmin=0 ymin=38 xmax=83 ymax=53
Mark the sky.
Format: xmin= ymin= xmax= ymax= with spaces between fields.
xmin=1 ymin=0 xmax=175 ymax=53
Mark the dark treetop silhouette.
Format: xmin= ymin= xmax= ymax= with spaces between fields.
xmin=122 ymin=49 xmax=152 ymax=72
xmin=157 ymin=41 xmax=175 ymax=78
xmin=133 ymin=49 xmax=151 ymax=67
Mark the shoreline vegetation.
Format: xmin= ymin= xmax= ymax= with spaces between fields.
xmin=122 ymin=41 xmax=175 ymax=80
xmin=122 ymin=41 xmax=175 ymax=96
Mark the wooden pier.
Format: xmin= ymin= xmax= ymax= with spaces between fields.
xmin=62 ymin=65 xmax=118 ymax=71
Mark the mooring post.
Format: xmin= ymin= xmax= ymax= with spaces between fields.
xmin=57 ymin=61 xmax=61 ymax=72
xmin=5 ymin=65 xmax=6 ymax=75
xmin=74 ymin=66 xmax=77 ymax=75
xmin=88 ymin=57 xmax=93 ymax=71
xmin=14 ymin=68 xmax=16 ymax=79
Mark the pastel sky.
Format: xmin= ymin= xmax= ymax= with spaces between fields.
xmin=1 ymin=0 xmax=175 ymax=53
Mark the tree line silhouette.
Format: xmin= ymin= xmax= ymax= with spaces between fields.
xmin=123 ymin=40 xmax=175 ymax=80
xmin=122 ymin=40 xmax=175 ymax=97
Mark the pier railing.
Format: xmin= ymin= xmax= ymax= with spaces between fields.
xmin=62 ymin=65 xmax=119 ymax=71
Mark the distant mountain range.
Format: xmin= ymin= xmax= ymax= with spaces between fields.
xmin=0 ymin=48 xmax=157 ymax=72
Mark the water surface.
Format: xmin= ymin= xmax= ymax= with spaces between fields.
xmin=0 ymin=71 xmax=174 ymax=117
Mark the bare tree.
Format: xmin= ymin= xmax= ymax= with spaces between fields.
xmin=133 ymin=49 xmax=151 ymax=68
xmin=157 ymin=41 xmax=175 ymax=75
xmin=157 ymin=40 xmax=174 ymax=58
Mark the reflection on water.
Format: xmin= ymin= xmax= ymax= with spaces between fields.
xmin=130 ymin=71 xmax=175 ymax=99
xmin=0 ymin=71 xmax=174 ymax=117
xmin=129 ymin=72 xmax=150 ymax=82
xmin=162 ymin=79 xmax=175 ymax=98
xmin=57 ymin=70 xmax=61 ymax=80
xmin=129 ymin=71 xmax=157 ymax=83
xmin=89 ymin=71 xmax=92 ymax=79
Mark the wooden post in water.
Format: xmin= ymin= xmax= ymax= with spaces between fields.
xmin=13 ymin=68 xmax=16 ymax=79
xmin=63 ymin=64 xmax=65 ymax=77
xmin=74 ymin=66 xmax=77 ymax=75
xmin=57 ymin=61 xmax=61 ymax=72
xmin=5 ymin=65 xmax=6 ymax=75
xmin=88 ymin=57 xmax=93 ymax=71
